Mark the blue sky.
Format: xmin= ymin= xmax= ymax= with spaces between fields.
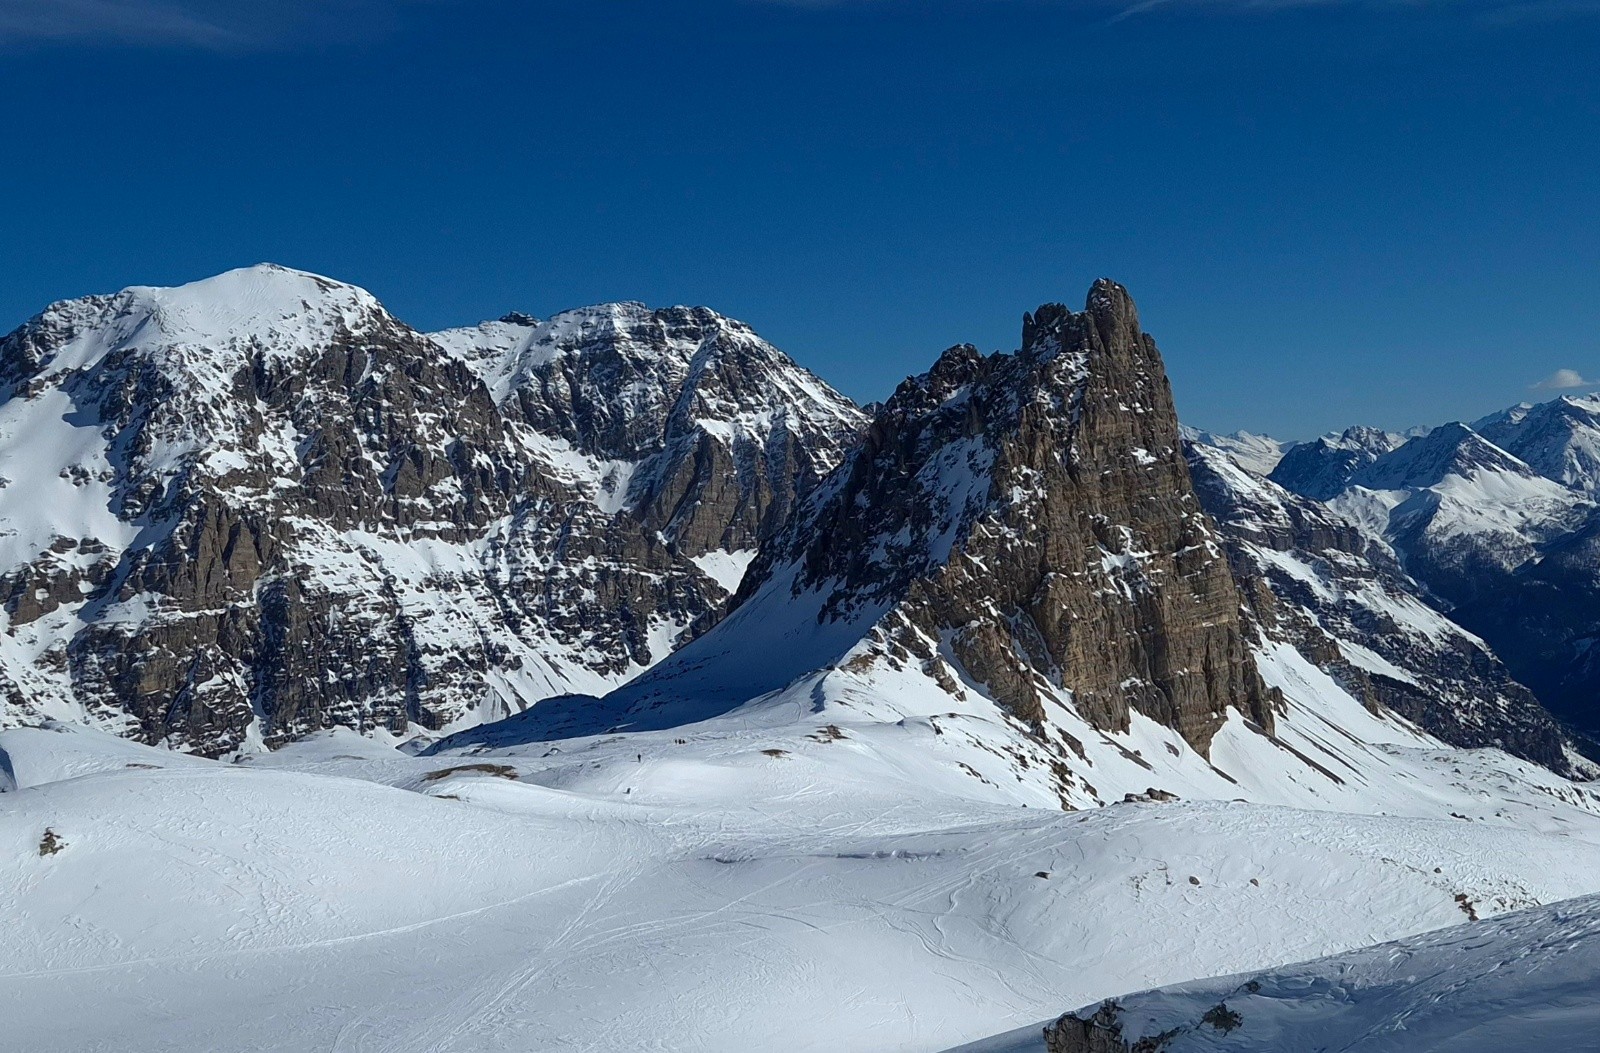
xmin=2 ymin=0 xmax=1598 ymax=438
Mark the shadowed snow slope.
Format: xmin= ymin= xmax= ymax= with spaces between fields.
xmin=1013 ymin=891 xmax=1600 ymax=1053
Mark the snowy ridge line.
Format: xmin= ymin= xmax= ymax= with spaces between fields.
xmin=1027 ymin=891 xmax=1600 ymax=1053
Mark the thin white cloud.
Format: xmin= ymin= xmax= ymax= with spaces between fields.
xmin=0 ymin=0 xmax=237 ymax=45
xmin=0 ymin=0 xmax=444 ymax=49
xmin=1531 ymin=368 xmax=1597 ymax=391
xmin=749 ymin=0 xmax=1600 ymax=20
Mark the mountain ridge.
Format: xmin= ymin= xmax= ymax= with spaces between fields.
xmin=0 ymin=264 xmax=866 ymax=753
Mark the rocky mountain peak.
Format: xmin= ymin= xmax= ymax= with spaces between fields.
xmin=1476 ymin=391 xmax=1600 ymax=496
xmin=0 ymin=268 xmax=866 ymax=754
xmin=1353 ymin=422 xmax=1533 ymax=491
xmin=1 ymin=263 xmax=393 ymax=390
xmin=1269 ymin=425 xmax=1404 ymax=500
xmin=554 ymin=282 xmax=1276 ymax=761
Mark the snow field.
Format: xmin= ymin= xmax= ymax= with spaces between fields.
xmin=9 ymin=718 xmax=1600 ymax=1052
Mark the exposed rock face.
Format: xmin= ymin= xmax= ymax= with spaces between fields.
xmin=0 ymin=266 xmax=865 ymax=753
xmin=772 ymin=281 xmax=1276 ymax=752
xmin=1044 ymin=998 xmax=1247 ymax=1053
xmin=519 ymin=281 xmax=1277 ymax=760
xmin=431 ymin=303 xmax=863 ymax=559
xmin=1044 ymin=1001 xmax=1158 ymax=1053
xmin=1187 ymin=439 xmax=1589 ymax=776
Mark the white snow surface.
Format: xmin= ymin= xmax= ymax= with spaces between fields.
xmin=1178 ymin=426 xmax=1290 ymax=476
xmin=689 ymin=548 xmax=758 ymax=594
xmin=965 ymin=890 xmax=1600 ymax=1052
xmin=9 ymin=635 xmax=1600 ymax=1053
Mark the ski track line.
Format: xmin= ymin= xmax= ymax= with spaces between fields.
xmin=0 ymin=871 xmax=609 ymax=983
xmin=353 ymin=859 xmax=650 ymax=1053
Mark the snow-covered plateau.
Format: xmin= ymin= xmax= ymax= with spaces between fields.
xmin=7 ymin=714 xmax=1600 ymax=1053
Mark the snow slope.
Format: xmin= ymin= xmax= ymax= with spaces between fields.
xmin=1178 ymin=426 xmax=1290 ymax=476
xmin=1013 ymin=891 xmax=1600 ymax=1053
xmin=7 ymin=720 xmax=1600 ymax=1053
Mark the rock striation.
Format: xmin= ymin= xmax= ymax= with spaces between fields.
xmin=770 ymin=280 xmax=1278 ymax=752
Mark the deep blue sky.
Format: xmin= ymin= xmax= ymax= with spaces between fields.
xmin=3 ymin=0 xmax=1598 ymax=438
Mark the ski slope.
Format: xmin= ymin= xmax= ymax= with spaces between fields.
xmin=7 ymin=718 xmax=1600 ymax=1052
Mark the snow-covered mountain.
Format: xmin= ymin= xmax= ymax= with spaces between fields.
xmin=1267 ymin=424 xmax=1405 ymax=500
xmin=448 ymin=282 xmax=1272 ymax=786
xmin=444 ymin=282 xmax=1593 ymax=805
xmin=0 ymin=265 xmax=866 ymax=753
xmin=1186 ymin=440 xmax=1587 ymax=775
xmin=1476 ymin=391 xmax=1600 ymax=495
xmin=1176 ymin=426 xmax=1290 ymax=476
xmin=1254 ymin=402 xmax=1600 ymax=736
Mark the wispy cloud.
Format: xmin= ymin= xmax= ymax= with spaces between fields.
xmin=10 ymin=0 xmax=1600 ymax=48
xmin=1531 ymin=368 xmax=1597 ymax=391
xmin=1113 ymin=0 xmax=1600 ymax=19
xmin=0 ymin=0 xmax=443 ymax=49
xmin=749 ymin=0 xmax=1600 ymax=22
xmin=0 ymin=0 xmax=236 ymax=46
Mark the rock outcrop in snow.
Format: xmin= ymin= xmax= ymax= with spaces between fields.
xmin=0 ymin=265 xmax=865 ymax=753
xmin=737 ymin=281 xmax=1280 ymax=754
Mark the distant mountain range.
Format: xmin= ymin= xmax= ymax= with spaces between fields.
xmin=1248 ymin=392 xmax=1600 ymax=739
